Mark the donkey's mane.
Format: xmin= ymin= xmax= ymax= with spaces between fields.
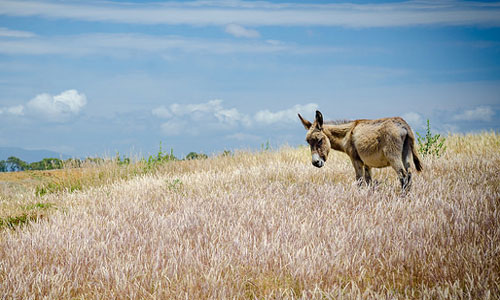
xmin=324 ymin=119 xmax=352 ymax=125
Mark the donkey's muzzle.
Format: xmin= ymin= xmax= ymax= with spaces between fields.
xmin=312 ymin=160 xmax=324 ymax=168
xmin=312 ymin=153 xmax=324 ymax=168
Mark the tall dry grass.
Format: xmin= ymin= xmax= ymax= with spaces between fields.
xmin=0 ymin=157 xmax=150 ymax=230
xmin=0 ymin=132 xmax=499 ymax=299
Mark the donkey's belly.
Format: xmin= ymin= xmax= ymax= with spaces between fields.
xmin=359 ymin=152 xmax=390 ymax=168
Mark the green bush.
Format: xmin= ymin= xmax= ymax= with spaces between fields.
xmin=185 ymin=152 xmax=208 ymax=160
xmin=29 ymin=158 xmax=63 ymax=170
xmin=416 ymin=119 xmax=447 ymax=157
xmin=261 ymin=140 xmax=271 ymax=151
xmin=142 ymin=142 xmax=177 ymax=172
xmin=115 ymin=152 xmax=131 ymax=166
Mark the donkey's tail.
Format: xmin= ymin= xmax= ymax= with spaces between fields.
xmin=410 ymin=137 xmax=423 ymax=172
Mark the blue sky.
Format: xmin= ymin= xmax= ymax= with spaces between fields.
xmin=0 ymin=0 xmax=499 ymax=158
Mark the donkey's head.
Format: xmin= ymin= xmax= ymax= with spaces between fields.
xmin=298 ymin=110 xmax=331 ymax=168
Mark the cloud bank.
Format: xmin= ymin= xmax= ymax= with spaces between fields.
xmin=0 ymin=105 xmax=25 ymax=116
xmin=0 ymin=33 xmax=291 ymax=57
xmin=0 ymin=0 xmax=499 ymax=28
xmin=255 ymin=103 xmax=318 ymax=125
xmin=225 ymin=24 xmax=260 ymax=38
xmin=152 ymin=100 xmax=318 ymax=136
xmin=402 ymin=106 xmax=496 ymax=133
xmin=0 ymin=27 xmax=36 ymax=38
xmin=402 ymin=111 xmax=425 ymax=129
xmin=453 ymin=106 xmax=495 ymax=122
xmin=1 ymin=89 xmax=87 ymax=122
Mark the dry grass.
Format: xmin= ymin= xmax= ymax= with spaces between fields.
xmin=0 ymin=132 xmax=499 ymax=299
xmin=0 ymin=158 xmax=155 ymax=229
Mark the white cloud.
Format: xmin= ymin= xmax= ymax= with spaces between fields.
xmin=0 ymin=27 xmax=36 ymax=38
xmin=0 ymin=1 xmax=499 ymax=27
xmin=170 ymin=99 xmax=223 ymax=117
xmin=6 ymin=104 xmax=24 ymax=116
xmin=402 ymin=112 xmax=425 ymax=129
xmin=0 ymin=104 xmax=25 ymax=116
xmin=160 ymin=120 xmax=185 ymax=136
xmin=215 ymin=107 xmax=252 ymax=127
xmin=0 ymin=33 xmax=291 ymax=57
xmin=254 ymin=103 xmax=318 ymax=125
xmin=154 ymin=99 xmax=251 ymax=135
xmin=225 ymin=24 xmax=260 ymax=38
xmin=152 ymin=105 xmax=172 ymax=118
xmin=266 ymin=40 xmax=284 ymax=46
xmin=26 ymin=89 xmax=87 ymax=121
xmin=225 ymin=132 xmax=261 ymax=142
xmin=453 ymin=106 xmax=495 ymax=121
xmin=0 ymin=90 xmax=86 ymax=121
xmin=154 ymin=100 xmax=319 ymax=135
xmin=156 ymin=99 xmax=252 ymax=126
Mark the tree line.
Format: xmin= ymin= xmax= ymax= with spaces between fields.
xmin=0 ymin=157 xmax=64 ymax=172
xmin=0 ymin=151 xmax=212 ymax=172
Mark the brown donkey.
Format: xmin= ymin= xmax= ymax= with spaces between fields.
xmin=298 ymin=110 xmax=423 ymax=191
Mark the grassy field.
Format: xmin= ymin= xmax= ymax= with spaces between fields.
xmin=0 ymin=132 xmax=499 ymax=299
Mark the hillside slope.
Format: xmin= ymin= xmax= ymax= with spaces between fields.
xmin=0 ymin=133 xmax=499 ymax=299
xmin=0 ymin=146 xmax=70 ymax=163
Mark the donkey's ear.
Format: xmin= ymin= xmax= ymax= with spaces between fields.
xmin=298 ymin=113 xmax=312 ymax=130
xmin=315 ymin=110 xmax=323 ymax=130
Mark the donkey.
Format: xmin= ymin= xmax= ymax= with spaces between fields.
xmin=298 ymin=110 xmax=423 ymax=191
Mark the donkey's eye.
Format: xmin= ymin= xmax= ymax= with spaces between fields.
xmin=317 ymin=139 xmax=323 ymax=146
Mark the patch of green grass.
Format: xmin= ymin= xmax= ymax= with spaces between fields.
xmin=0 ymin=202 xmax=56 ymax=230
xmin=0 ymin=214 xmax=33 ymax=229
xmin=23 ymin=202 xmax=54 ymax=210
xmin=35 ymin=180 xmax=83 ymax=196
xmin=167 ymin=178 xmax=183 ymax=190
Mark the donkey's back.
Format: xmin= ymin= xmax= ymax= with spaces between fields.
xmin=350 ymin=117 xmax=419 ymax=169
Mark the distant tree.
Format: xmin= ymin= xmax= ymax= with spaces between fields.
xmin=221 ymin=150 xmax=232 ymax=157
xmin=156 ymin=142 xmax=176 ymax=162
xmin=85 ymin=157 xmax=105 ymax=164
xmin=0 ymin=160 xmax=6 ymax=172
xmin=64 ymin=158 xmax=82 ymax=168
xmin=115 ymin=152 xmax=131 ymax=165
xmin=29 ymin=158 xmax=63 ymax=170
xmin=185 ymin=152 xmax=208 ymax=160
xmin=6 ymin=156 xmax=27 ymax=171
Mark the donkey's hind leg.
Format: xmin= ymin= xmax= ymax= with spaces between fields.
xmin=388 ymin=157 xmax=411 ymax=192
xmin=363 ymin=166 xmax=373 ymax=186
xmin=385 ymin=133 xmax=412 ymax=192
xmin=402 ymin=133 xmax=413 ymax=189
xmin=350 ymin=157 xmax=366 ymax=186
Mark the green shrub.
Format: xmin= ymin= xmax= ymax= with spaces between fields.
xmin=142 ymin=142 xmax=177 ymax=172
xmin=261 ymin=140 xmax=270 ymax=151
xmin=29 ymin=158 xmax=63 ymax=170
xmin=185 ymin=152 xmax=208 ymax=160
xmin=167 ymin=178 xmax=183 ymax=190
xmin=416 ymin=119 xmax=447 ymax=157
xmin=115 ymin=152 xmax=131 ymax=165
